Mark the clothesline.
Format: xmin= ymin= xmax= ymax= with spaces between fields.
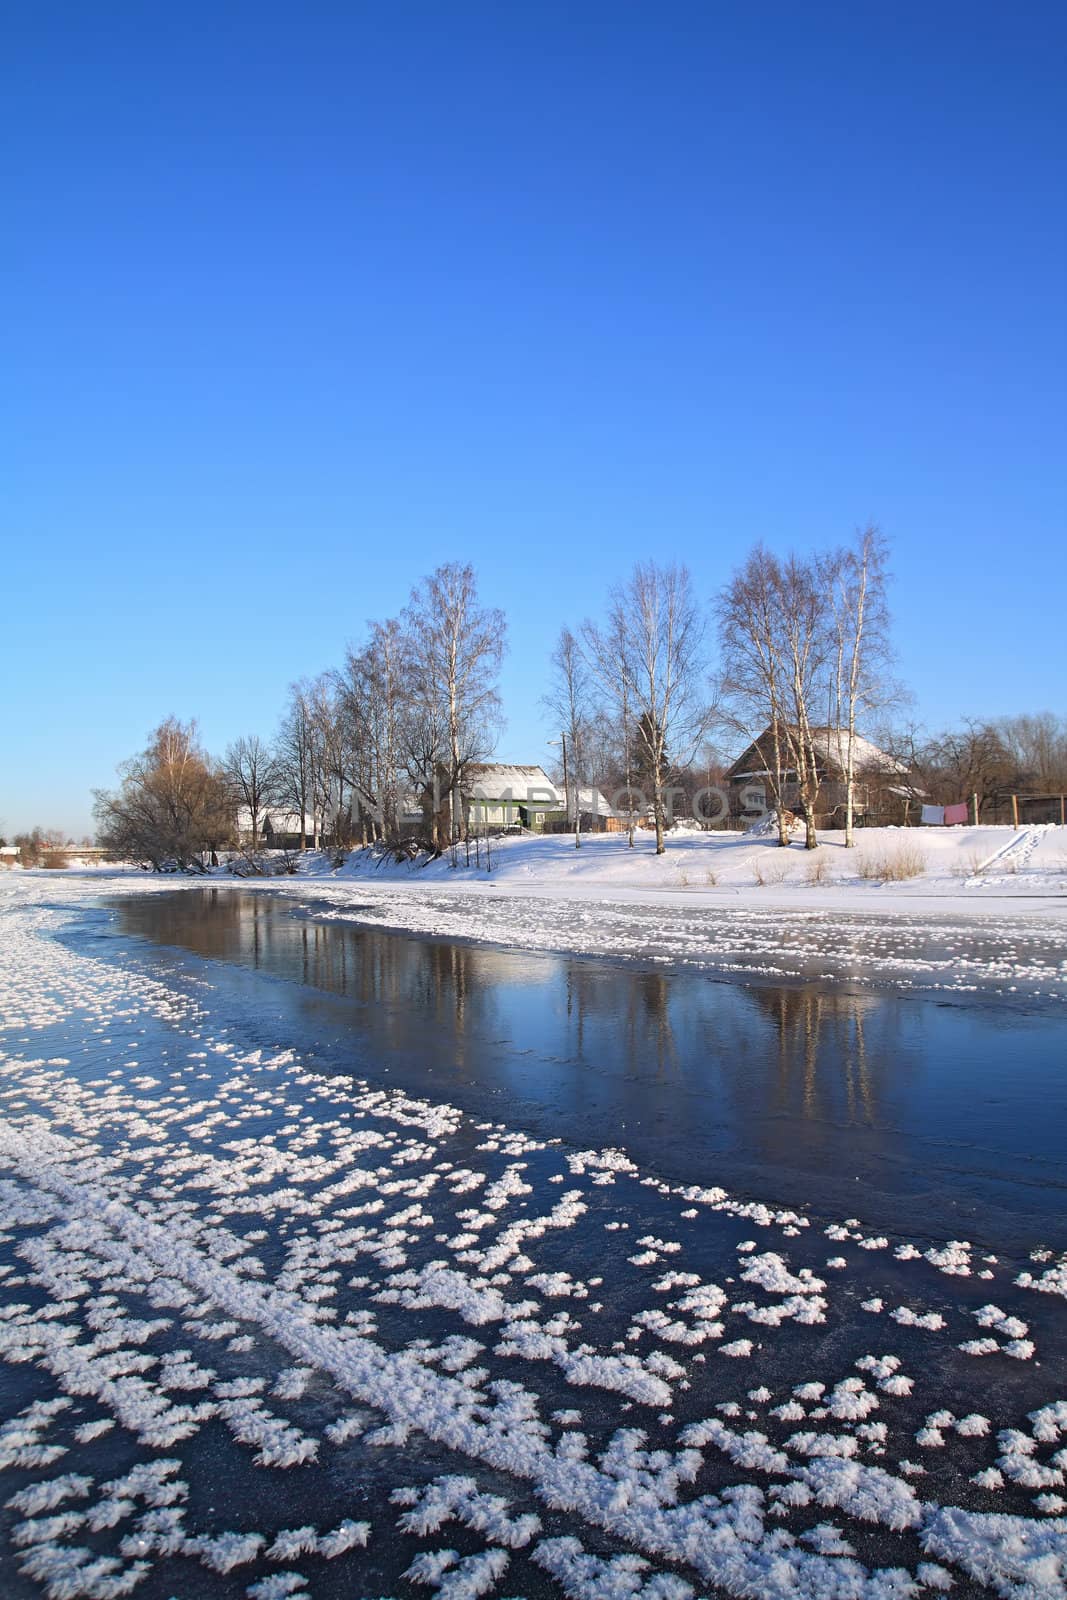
xmin=921 ymin=801 xmax=971 ymax=826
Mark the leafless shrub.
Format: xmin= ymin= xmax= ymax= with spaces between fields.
xmin=804 ymin=850 xmax=831 ymax=885
xmin=754 ymin=852 xmax=793 ymax=886
xmin=41 ymin=851 xmax=67 ymax=870
xmin=232 ymin=847 xmax=266 ymax=877
xmin=857 ymin=842 xmax=926 ymax=881
xmin=705 ymin=867 xmax=718 ymax=886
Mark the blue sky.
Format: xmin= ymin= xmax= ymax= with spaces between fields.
xmin=3 ymin=1 xmax=1065 ymax=837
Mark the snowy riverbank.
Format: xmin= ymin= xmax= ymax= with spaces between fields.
xmin=9 ymin=826 xmax=1067 ymax=1001
xmin=327 ymin=822 xmax=1067 ymax=909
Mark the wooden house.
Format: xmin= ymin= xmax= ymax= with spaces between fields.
xmin=725 ymin=726 xmax=909 ymax=827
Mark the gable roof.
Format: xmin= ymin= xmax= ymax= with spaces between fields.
xmin=809 ymin=728 xmax=905 ymax=776
xmin=464 ymin=764 xmax=563 ymax=804
xmin=727 ymin=726 xmax=905 ymax=781
xmin=236 ymin=806 xmax=310 ymax=836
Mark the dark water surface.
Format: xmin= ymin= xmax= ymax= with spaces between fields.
xmin=101 ymin=888 xmax=1067 ymax=1251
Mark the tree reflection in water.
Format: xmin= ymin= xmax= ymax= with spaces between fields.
xmin=107 ymin=888 xmax=1067 ymax=1240
xmin=747 ymin=984 xmax=890 ymax=1125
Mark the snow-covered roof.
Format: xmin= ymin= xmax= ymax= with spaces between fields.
xmin=730 ymin=727 xmax=905 ymax=780
xmin=236 ymin=806 xmax=310 ymax=835
xmin=565 ymin=786 xmax=617 ymax=817
xmin=465 ymin=764 xmax=563 ymax=804
xmin=809 ymin=728 xmax=906 ymax=776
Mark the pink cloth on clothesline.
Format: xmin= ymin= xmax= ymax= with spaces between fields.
xmin=944 ymin=802 xmax=970 ymax=826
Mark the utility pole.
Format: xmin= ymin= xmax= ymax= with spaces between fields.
xmin=549 ymin=734 xmax=581 ymax=849
xmin=562 ymin=731 xmax=581 ymax=848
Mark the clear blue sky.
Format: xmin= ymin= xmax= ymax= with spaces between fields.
xmin=3 ymin=1 xmax=1064 ymax=837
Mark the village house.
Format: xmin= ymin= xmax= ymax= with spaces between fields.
xmin=236 ymin=808 xmax=311 ymax=850
xmin=462 ymin=769 xmax=626 ymax=834
xmin=462 ymin=764 xmax=565 ymax=832
xmin=725 ymin=726 xmax=910 ymax=827
xmin=236 ymin=772 xmax=622 ymax=846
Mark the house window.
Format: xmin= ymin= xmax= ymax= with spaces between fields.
xmin=739 ymin=784 xmax=766 ymax=816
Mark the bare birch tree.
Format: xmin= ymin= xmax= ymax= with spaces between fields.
xmin=366 ymin=617 xmax=407 ymax=842
xmin=339 ymin=618 xmax=408 ymax=842
xmin=274 ymin=682 xmax=315 ymax=849
xmin=402 ymin=696 xmax=449 ymax=845
xmin=223 ymin=734 xmax=277 ymax=853
xmin=336 ymin=650 xmax=378 ymax=843
xmin=618 ymin=673 xmax=638 ymax=849
xmin=829 ymin=526 xmax=892 ymax=846
xmin=306 ymin=673 xmax=348 ymax=850
xmin=776 ymin=554 xmax=833 ymax=850
xmin=579 ymin=635 xmax=639 ymax=848
xmin=716 ymin=546 xmax=793 ymax=847
xmin=404 ymin=563 xmax=506 ymax=845
xmin=717 ymin=546 xmax=833 ymax=849
xmin=584 ymin=563 xmax=710 ymax=855
xmin=543 ymin=626 xmax=594 ymax=848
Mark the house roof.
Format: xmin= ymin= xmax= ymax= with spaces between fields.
xmin=565 ymin=786 xmax=617 ymax=816
xmin=236 ymin=806 xmax=310 ymax=835
xmin=727 ymin=726 xmax=905 ymax=781
xmin=809 ymin=728 xmax=906 ymax=776
xmin=465 ymin=764 xmax=563 ymax=804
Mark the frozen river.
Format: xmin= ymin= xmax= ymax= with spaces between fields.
xmin=1 ymin=876 xmax=1066 ymax=1599
xmin=111 ymin=888 xmax=1067 ymax=1251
